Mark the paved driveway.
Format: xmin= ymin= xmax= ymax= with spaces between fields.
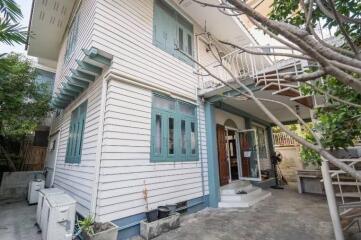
xmin=155 ymin=185 xmax=334 ymax=240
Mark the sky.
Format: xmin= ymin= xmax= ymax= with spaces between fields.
xmin=0 ymin=0 xmax=33 ymax=54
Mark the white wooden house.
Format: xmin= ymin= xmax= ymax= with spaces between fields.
xmin=27 ymin=0 xmax=313 ymax=239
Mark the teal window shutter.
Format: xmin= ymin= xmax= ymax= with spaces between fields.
xmin=65 ymin=101 xmax=87 ymax=164
xmin=150 ymin=94 xmax=198 ymax=162
xmin=153 ymin=0 xmax=194 ymax=66
xmin=64 ymin=14 xmax=80 ymax=62
xmin=153 ymin=0 xmax=176 ymax=55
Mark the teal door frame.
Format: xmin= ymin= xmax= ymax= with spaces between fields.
xmin=205 ymin=102 xmax=220 ymax=207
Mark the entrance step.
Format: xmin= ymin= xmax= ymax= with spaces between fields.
xmin=219 ymin=180 xmax=271 ymax=208
xmin=219 ymin=190 xmax=271 ymax=208
xmin=220 ymin=180 xmax=253 ymax=195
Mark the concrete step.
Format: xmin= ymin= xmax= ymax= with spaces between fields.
xmin=220 ymin=181 xmax=253 ymax=195
xmin=219 ymin=190 xmax=271 ymax=208
xmin=220 ymin=187 xmax=263 ymax=202
xmin=221 ymin=186 xmax=262 ymax=201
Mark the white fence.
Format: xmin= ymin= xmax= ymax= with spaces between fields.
xmin=273 ymin=132 xmax=299 ymax=147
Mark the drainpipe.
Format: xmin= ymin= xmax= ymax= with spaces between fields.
xmin=321 ymin=158 xmax=344 ymax=240
xmin=195 ymin=34 xmax=206 ymax=203
xmin=90 ymin=76 xmax=108 ymax=220
xmin=196 ymin=88 xmax=206 ymax=204
xmin=50 ymin=130 xmax=61 ymax=187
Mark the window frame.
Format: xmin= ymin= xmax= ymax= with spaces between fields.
xmin=65 ymin=101 xmax=87 ymax=164
xmin=252 ymin=124 xmax=269 ymax=161
xmin=150 ymin=94 xmax=198 ymax=162
xmin=64 ymin=14 xmax=80 ymax=63
xmin=152 ymin=0 xmax=194 ymax=66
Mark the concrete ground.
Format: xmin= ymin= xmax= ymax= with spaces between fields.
xmin=155 ymin=184 xmax=335 ymax=240
xmin=0 ymin=184 xmax=339 ymax=240
xmin=0 ymin=197 xmax=41 ymax=240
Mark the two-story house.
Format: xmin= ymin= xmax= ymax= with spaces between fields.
xmin=27 ymin=0 xmax=313 ymax=239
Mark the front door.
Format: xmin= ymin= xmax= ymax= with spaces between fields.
xmin=217 ymin=124 xmax=229 ymax=186
xmin=239 ymin=129 xmax=261 ymax=181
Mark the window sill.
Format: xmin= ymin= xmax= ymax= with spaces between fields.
xmin=150 ymin=159 xmax=199 ymax=163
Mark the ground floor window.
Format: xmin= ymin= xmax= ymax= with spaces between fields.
xmin=65 ymin=101 xmax=87 ymax=164
xmin=150 ymin=94 xmax=198 ymax=162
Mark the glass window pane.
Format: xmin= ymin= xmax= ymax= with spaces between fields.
xmin=168 ymin=117 xmax=174 ymax=154
xmin=179 ymin=102 xmax=195 ymax=115
xmin=187 ymin=34 xmax=192 ymax=55
xmin=155 ymin=114 xmax=162 ymax=154
xmin=191 ymin=122 xmax=196 ymax=154
xmin=181 ymin=120 xmax=186 ymax=154
xmin=153 ymin=95 xmax=175 ymax=110
xmin=179 ymin=28 xmax=183 ymax=50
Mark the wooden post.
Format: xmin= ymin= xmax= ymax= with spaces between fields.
xmin=321 ymin=159 xmax=344 ymax=240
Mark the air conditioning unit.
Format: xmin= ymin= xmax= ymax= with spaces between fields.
xmin=41 ymin=193 xmax=76 ymax=240
xmin=27 ymin=179 xmax=45 ymax=204
xmin=36 ymin=188 xmax=64 ymax=230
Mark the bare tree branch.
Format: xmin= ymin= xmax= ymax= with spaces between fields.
xmin=184 ymin=0 xmax=361 ymax=180
xmin=284 ymin=69 xmax=326 ymax=82
xmin=308 ymin=27 xmax=356 ymax=58
xmin=315 ymin=0 xmax=361 ymax=25
xmin=327 ymin=0 xmax=360 ymax=56
xmin=304 ymin=82 xmax=361 ymax=108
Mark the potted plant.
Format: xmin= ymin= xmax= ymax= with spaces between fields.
xmin=143 ymin=180 xmax=158 ymax=222
xmin=78 ymin=216 xmax=118 ymax=240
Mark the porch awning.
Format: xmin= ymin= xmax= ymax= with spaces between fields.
xmin=51 ymin=47 xmax=113 ymax=109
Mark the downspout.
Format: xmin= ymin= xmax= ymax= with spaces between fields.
xmin=90 ymin=76 xmax=108 ymax=220
xmin=50 ymin=129 xmax=61 ymax=187
xmin=196 ymin=88 xmax=206 ymax=204
xmin=195 ymin=35 xmax=206 ymax=204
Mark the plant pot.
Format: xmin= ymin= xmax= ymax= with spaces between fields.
xmin=158 ymin=206 xmax=170 ymax=219
xmin=140 ymin=213 xmax=180 ymax=240
xmin=146 ymin=209 xmax=158 ymax=222
xmin=165 ymin=204 xmax=177 ymax=214
xmin=81 ymin=222 xmax=118 ymax=240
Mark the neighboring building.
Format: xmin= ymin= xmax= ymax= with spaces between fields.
xmin=27 ymin=0 xmax=313 ymax=239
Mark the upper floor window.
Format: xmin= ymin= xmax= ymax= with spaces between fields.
xmin=64 ymin=14 xmax=79 ymax=62
xmin=153 ymin=0 xmax=194 ymax=66
xmin=151 ymin=94 xmax=198 ymax=162
xmin=65 ymin=101 xmax=87 ymax=164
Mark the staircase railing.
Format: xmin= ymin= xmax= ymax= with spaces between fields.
xmin=328 ymin=159 xmax=361 ymax=207
xmin=198 ymin=45 xmax=311 ymax=92
xmin=321 ymin=158 xmax=361 ymax=237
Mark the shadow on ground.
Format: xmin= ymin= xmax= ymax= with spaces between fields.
xmin=154 ymin=184 xmax=334 ymax=240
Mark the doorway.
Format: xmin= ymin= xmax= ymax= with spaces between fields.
xmin=216 ymin=124 xmax=242 ymax=186
xmin=239 ymin=129 xmax=261 ymax=181
xmin=226 ymin=128 xmax=240 ymax=181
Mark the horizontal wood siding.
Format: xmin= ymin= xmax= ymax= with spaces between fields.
xmin=51 ymin=0 xmax=99 ymax=216
xmin=53 ymin=78 xmax=102 ymax=216
xmin=92 ymin=0 xmax=201 ymax=100
xmin=97 ymin=80 xmax=208 ymax=222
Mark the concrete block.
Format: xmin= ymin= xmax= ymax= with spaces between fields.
xmin=0 ymin=171 xmax=44 ymax=199
xmin=82 ymin=222 xmax=118 ymax=240
xmin=140 ymin=213 xmax=180 ymax=240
